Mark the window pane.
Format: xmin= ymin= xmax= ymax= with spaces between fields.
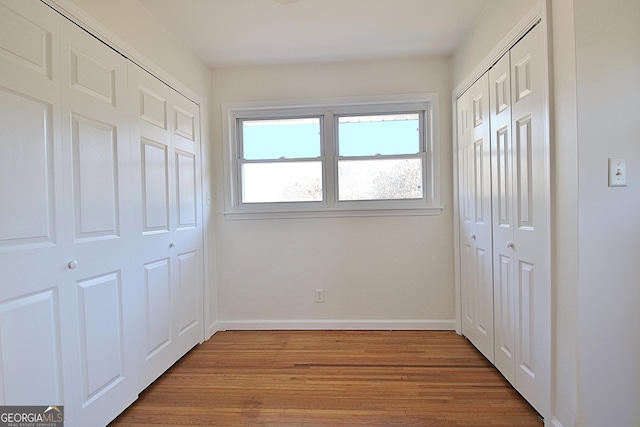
xmin=242 ymin=118 xmax=321 ymax=160
xmin=338 ymin=114 xmax=419 ymax=156
xmin=338 ymin=158 xmax=423 ymax=201
xmin=242 ymin=161 xmax=323 ymax=203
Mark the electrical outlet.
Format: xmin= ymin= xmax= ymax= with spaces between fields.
xmin=315 ymin=289 xmax=324 ymax=303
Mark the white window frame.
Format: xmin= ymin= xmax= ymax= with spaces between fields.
xmin=222 ymin=93 xmax=442 ymax=219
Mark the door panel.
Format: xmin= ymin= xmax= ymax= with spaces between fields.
xmin=517 ymin=261 xmax=535 ymax=380
xmin=140 ymin=87 xmax=167 ymax=129
xmin=71 ymin=114 xmax=120 ymax=240
xmin=515 ymin=116 xmax=533 ymax=228
xmin=143 ymin=258 xmax=172 ymax=359
xmin=495 ymin=252 xmax=515 ymax=381
xmin=176 ymin=150 xmax=197 ymax=229
xmin=495 ymin=126 xmax=510 ymax=227
xmin=141 ymin=138 xmax=170 ymax=233
xmin=76 ymin=272 xmax=125 ymax=406
xmin=0 ymin=89 xmax=56 ymax=247
xmin=0 ymin=290 xmax=64 ymax=405
xmin=177 ymin=250 xmax=199 ymax=335
xmin=0 ymin=1 xmax=53 ymax=80
xmin=69 ymin=47 xmax=116 ymax=106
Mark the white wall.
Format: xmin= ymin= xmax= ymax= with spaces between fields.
xmin=452 ymin=0 xmax=539 ymax=86
xmin=66 ymin=0 xmax=218 ymax=333
xmin=211 ymin=57 xmax=456 ymax=327
xmin=573 ymin=0 xmax=640 ymax=425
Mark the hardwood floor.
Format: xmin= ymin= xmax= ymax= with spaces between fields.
xmin=110 ymin=330 xmax=542 ymax=426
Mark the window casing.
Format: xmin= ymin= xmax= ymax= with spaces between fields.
xmin=222 ymin=94 xmax=441 ymax=219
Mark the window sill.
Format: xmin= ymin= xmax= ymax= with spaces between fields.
xmin=223 ymin=205 xmax=444 ymax=220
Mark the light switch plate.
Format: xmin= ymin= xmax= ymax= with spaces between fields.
xmin=608 ymin=158 xmax=627 ymax=187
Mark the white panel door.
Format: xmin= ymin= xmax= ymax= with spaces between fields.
xmin=508 ymin=24 xmax=549 ymax=416
xmin=491 ymin=24 xmax=549 ymax=416
xmin=129 ymin=65 xmax=204 ymax=390
xmin=59 ymin=19 xmax=139 ymax=426
xmin=489 ymin=52 xmax=516 ymax=382
xmin=458 ymin=73 xmax=494 ymax=362
xmin=171 ymin=96 xmax=203 ymax=357
xmin=0 ymin=0 xmax=66 ymax=409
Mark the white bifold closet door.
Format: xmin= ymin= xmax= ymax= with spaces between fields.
xmin=489 ymin=24 xmax=549 ymax=416
xmin=457 ymin=23 xmax=549 ymax=418
xmin=128 ymin=65 xmax=204 ymax=391
xmin=0 ymin=1 xmax=204 ymax=425
xmin=0 ymin=0 xmax=67 ymax=410
xmin=458 ymin=73 xmax=495 ymax=362
xmin=0 ymin=2 xmax=139 ymax=426
xmin=59 ymin=18 xmax=141 ymax=426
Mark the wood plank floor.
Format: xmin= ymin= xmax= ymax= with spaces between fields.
xmin=109 ymin=330 xmax=542 ymax=426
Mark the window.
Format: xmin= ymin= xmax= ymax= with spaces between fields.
xmin=240 ymin=117 xmax=323 ymax=203
xmin=337 ymin=113 xmax=423 ymax=201
xmin=223 ymin=94 xmax=441 ymax=219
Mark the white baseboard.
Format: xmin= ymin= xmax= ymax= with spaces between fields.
xmin=216 ymin=319 xmax=456 ymax=331
xmin=550 ymin=418 xmax=565 ymax=427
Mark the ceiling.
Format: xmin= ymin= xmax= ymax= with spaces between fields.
xmin=139 ymin=0 xmax=488 ymax=68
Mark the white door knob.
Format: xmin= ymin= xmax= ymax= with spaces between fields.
xmin=507 ymin=241 xmax=514 ymax=249
xmin=68 ymin=259 xmax=78 ymax=269
xmin=169 ymin=242 xmax=175 ymax=248
xmin=471 ymin=234 xmax=476 ymax=240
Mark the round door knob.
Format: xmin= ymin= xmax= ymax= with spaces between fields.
xmin=169 ymin=242 xmax=176 ymax=248
xmin=68 ymin=259 xmax=78 ymax=269
xmin=507 ymin=241 xmax=515 ymax=249
xmin=471 ymin=234 xmax=476 ymax=240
